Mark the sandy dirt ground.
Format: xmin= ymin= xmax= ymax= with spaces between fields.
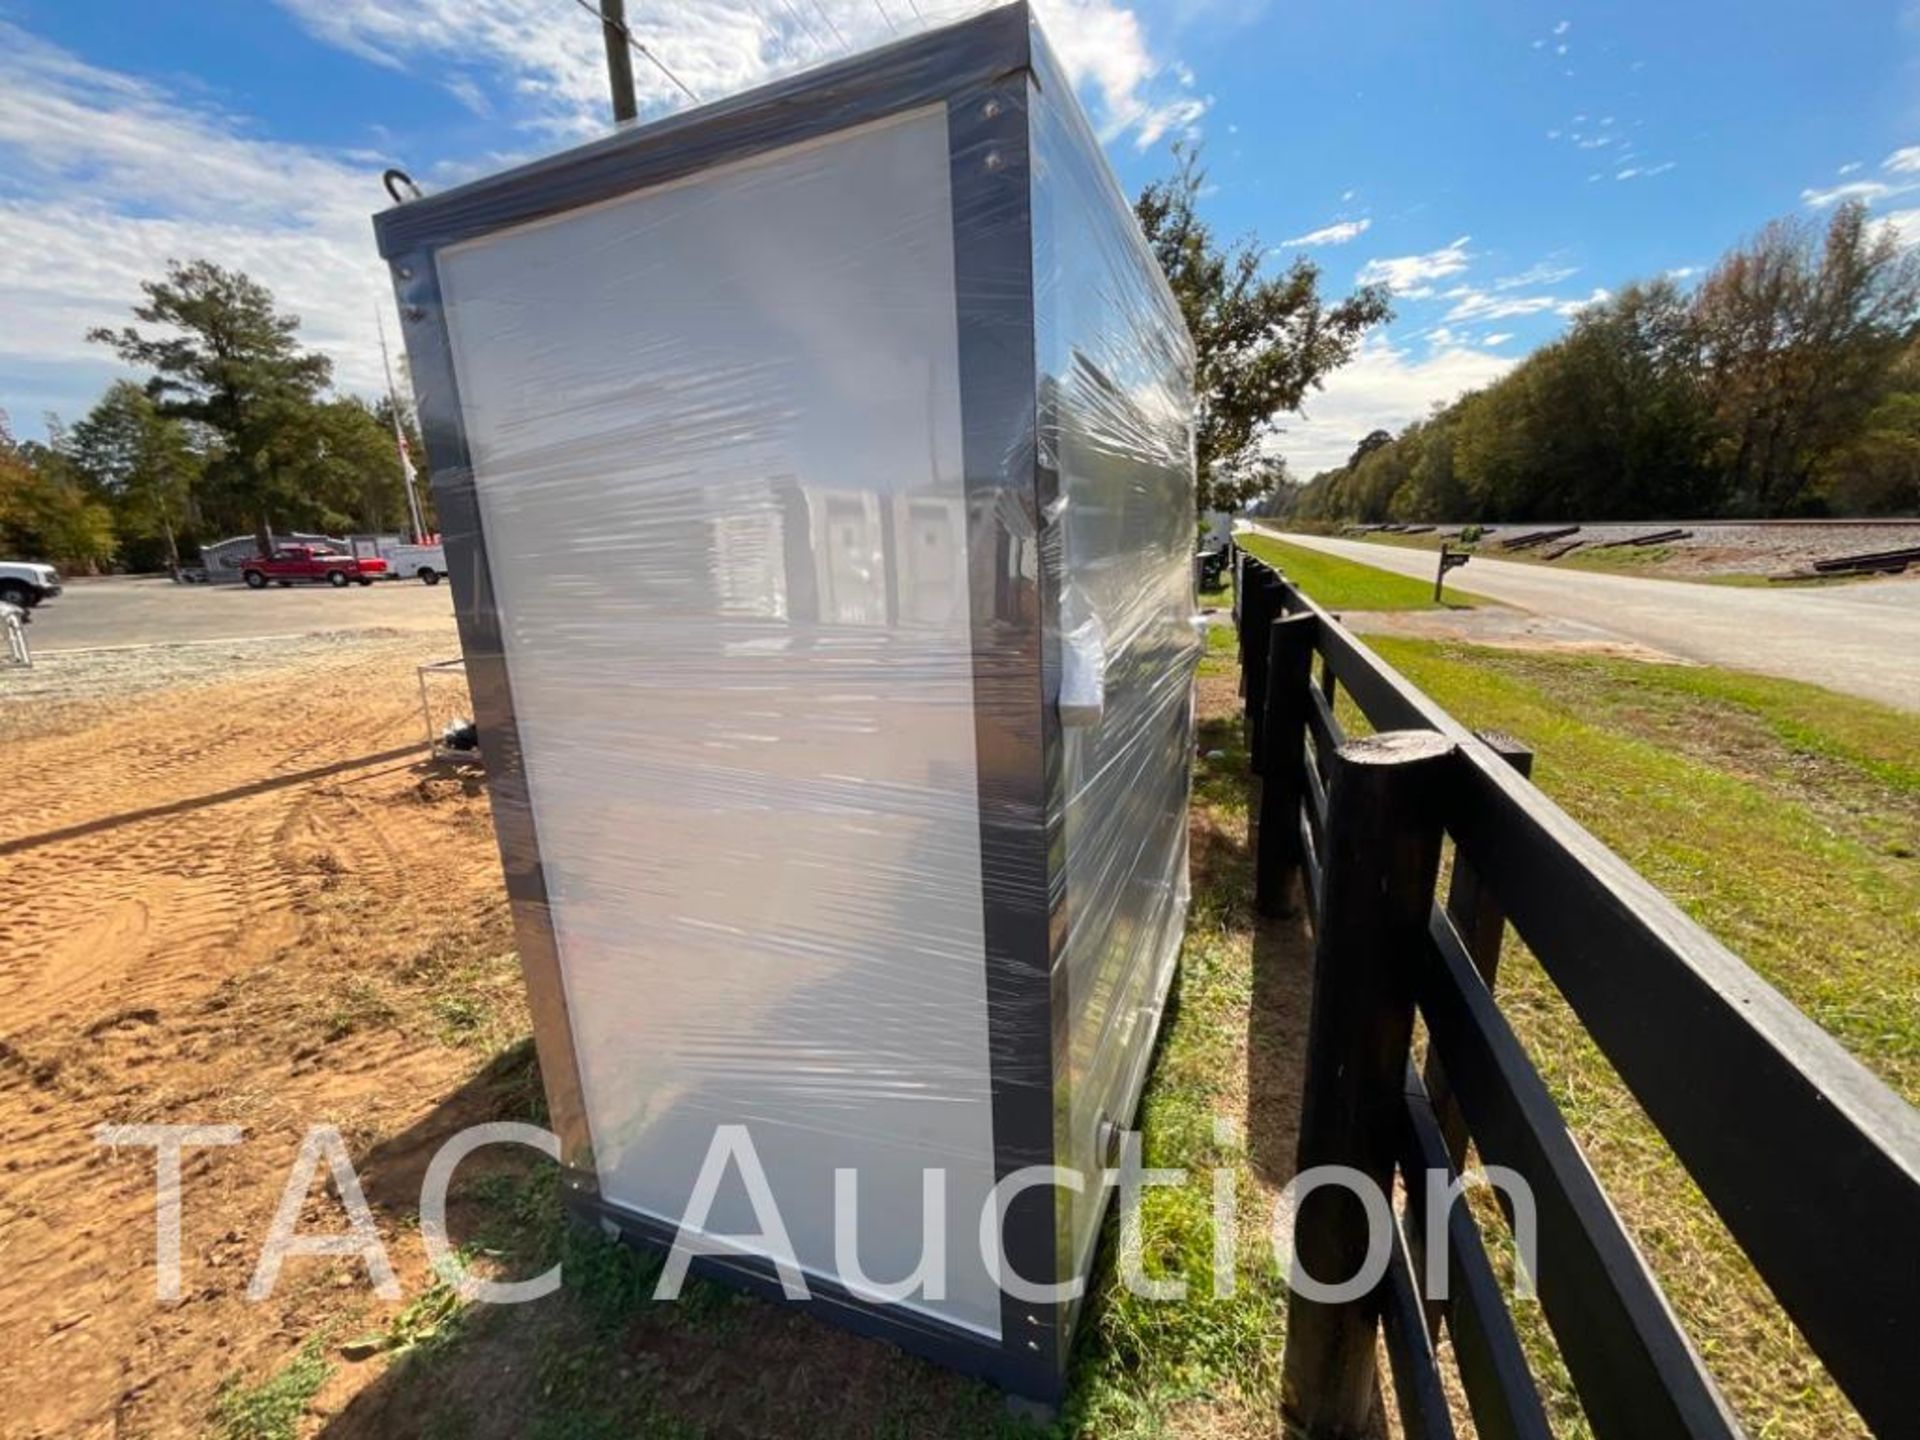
xmin=0 ymin=624 xmax=529 ymax=1439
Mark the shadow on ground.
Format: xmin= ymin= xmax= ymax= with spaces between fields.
xmin=324 ymin=1060 xmax=1029 ymax=1440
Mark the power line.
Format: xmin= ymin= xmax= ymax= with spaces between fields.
xmin=567 ymin=0 xmax=702 ymax=105
xmin=772 ymin=0 xmax=829 ymax=52
xmin=871 ymin=0 xmax=898 ymax=33
xmin=808 ymin=0 xmax=850 ymax=52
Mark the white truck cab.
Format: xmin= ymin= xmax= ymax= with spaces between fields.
xmin=0 ymin=561 xmax=61 ymax=608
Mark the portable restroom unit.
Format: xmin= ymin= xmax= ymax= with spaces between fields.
xmin=375 ymin=2 xmax=1199 ymax=1401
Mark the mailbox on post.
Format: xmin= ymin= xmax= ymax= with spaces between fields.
xmin=1436 ymin=542 xmax=1473 ymax=603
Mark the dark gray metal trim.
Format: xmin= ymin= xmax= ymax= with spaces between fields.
xmin=946 ymin=59 xmax=1067 ymax=1401
xmin=375 ymin=2 xmax=1079 ymax=1402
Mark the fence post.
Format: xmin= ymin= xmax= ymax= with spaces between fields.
xmin=1241 ymin=566 xmax=1279 ymax=772
xmin=1423 ymin=730 xmax=1533 ymax=1168
xmin=1282 ymin=730 xmax=1455 ymax=1440
xmin=1255 ymin=613 xmax=1317 ymax=917
xmin=1233 ymin=547 xmax=1251 ymax=698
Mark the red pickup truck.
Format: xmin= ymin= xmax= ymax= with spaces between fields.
xmin=240 ymin=546 xmax=389 ymax=589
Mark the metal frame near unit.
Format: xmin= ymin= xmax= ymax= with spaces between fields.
xmin=374 ymin=3 xmax=1159 ymax=1402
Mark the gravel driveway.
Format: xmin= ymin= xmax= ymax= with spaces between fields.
xmin=20 ymin=575 xmax=454 ymax=652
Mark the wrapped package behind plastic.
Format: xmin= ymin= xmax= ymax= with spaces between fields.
xmin=375 ymin=1 xmax=1198 ymax=1398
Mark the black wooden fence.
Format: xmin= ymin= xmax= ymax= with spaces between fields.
xmin=1231 ymin=547 xmax=1920 ymax=1440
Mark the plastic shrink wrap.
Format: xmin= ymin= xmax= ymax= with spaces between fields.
xmin=374 ymin=1 xmax=1199 ymax=1400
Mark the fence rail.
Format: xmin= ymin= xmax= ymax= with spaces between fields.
xmin=1231 ymin=547 xmax=1920 ymax=1440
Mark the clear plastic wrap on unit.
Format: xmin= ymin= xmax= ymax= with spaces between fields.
xmin=375 ymin=1 xmax=1198 ymax=1402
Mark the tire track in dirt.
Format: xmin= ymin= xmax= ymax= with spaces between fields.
xmin=0 ymin=631 xmax=523 ymax=1440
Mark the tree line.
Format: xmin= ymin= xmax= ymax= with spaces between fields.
xmin=1287 ymin=201 xmax=1920 ymax=524
xmin=0 ymin=260 xmax=426 ymax=574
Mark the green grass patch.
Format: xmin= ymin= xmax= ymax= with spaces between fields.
xmin=1064 ymin=699 xmax=1293 ymax=1433
xmin=212 ymin=1336 xmax=333 ymax=1440
xmin=1237 ymin=532 xmax=1483 ymax=610
xmin=1371 ymin=640 xmax=1920 ymax=1099
xmin=1365 ymin=636 xmax=1916 ymax=1439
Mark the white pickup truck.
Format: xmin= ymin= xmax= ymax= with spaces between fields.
xmin=379 ymin=542 xmax=448 ymax=585
xmin=0 ymin=561 xmax=61 ymax=609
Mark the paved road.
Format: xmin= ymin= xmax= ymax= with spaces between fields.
xmin=16 ymin=576 xmax=455 ymax=652
xmin=1252 ymin=527 xmax=1920 ymax=713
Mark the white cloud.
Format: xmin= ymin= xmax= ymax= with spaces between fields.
xmin=1271 ymin=335 xmax=1517 ymax=476
xmin=1482 ymin=332 xmax=1514 ymax=346
xmin=271 ymin=0 xmax=1205 ymax=149
xmin=1885 ymin=145 xmax=1920 ymax=173
xmin=1617 ymin=161 xmax=1675 ymax=181
xmin=1881 ymin=208 xmax=1920 ymax=246
xmin=1838 ymin=160 xmax=1865 ymax=176
xmin=1553 ymin=19 xmax=1572 ymax=35
xmin=1802 ymin=178 xmax=1904 ymax=206
xmin=1441 ymin=282 xmax=1606 ymax=323
xmin=1356 ymin=236 xmax=1473 ymax=292
xmin=1667 ymin=265 xmax=1700 ymax=280
xmin=1441 ymin=288 xmax=1560 ymax=322
xmin=0 ymin=23 xmax=394 ymax=417
xmin=1494 ymin=260 xmax=1579 ymax=289
xmin=1281 ymin=218 xmax=1371 ymax=247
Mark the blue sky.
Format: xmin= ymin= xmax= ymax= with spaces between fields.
xmin=2 ymin=0 xmax=1917 ymax=475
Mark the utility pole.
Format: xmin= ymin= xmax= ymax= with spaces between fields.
xmin=601 ymin=0 xmax=639 ymax=124
xmin=377 ymin=306 xmax=429 ymax=545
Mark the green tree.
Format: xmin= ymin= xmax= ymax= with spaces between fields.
xmin=265 ymin=396 xmax=415 ymax=535
xmin=67 ymin=381 xmax=202 ymax=572
xmin=1817 ymin=337 xmax=1920 ymax=514
xmin=0 ymin=414 xmax=117 ymax=571
xmin=1136 ymin=148 xmax=1392 ymax=513
xmin=1348 ymin=429 xmax=1394 ymax=469
xmin=1550 ymin=279 xmax=1719 ymax=517
xmin=1694 ymin=202 xmax=1920 ymax=514
xmin=89 ymin=260 xmax=331 ymax=548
